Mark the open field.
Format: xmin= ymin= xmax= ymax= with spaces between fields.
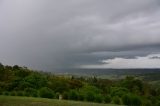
xmin=0 ymin=96 xmax=120 ymax=106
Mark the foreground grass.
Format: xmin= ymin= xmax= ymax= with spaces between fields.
xmin=0 ymin=96 xmax=120 ymax=106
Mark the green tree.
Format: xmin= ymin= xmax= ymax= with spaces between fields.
xmin=112 ymin=96 xmax=121 ymax=105
xmin=39 ymin=87 xmax=54 ymax=99
xmin=122 ymin=94 xmax=141 ymax=106
xmin=68 ymin=90 xmax=78 ymax=100
xmin=22 ymin=73 xmax=47 ymax=89
xmin=94 ymin=94 xmax=103 ymax=103
xmin=104 ymin=95 xmax=111 ymax=103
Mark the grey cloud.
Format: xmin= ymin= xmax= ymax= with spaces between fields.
xmin=0 ymin=0 xmax=160 ymax=71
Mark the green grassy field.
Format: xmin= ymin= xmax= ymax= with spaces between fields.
xmin=0 ymin=96 xmax=120 ymax=106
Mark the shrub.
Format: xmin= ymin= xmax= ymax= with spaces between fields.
xmin=39 ymin=87 xmax=54 ymax=99
xmin=10 ymin=91 xmax=16 ymax=96
xmin=55 ymin=92 xmax=60 ymax=99
xmin=68 ymin=90 xmax=78 ymax=100
xmin=111 ymin=87 xmax=129 ymax=97
xmin=132 ymin=95 xmax=141 ymax=106
xmin=63 ymin=92 xmax=68 ymax=100
xmin=0 ymin=91 xmax=2 ymax=95
xmin=3 ymin=91 xmax=9 ymax=96
xmin=78 ymin=93 xmax=84 ymax=101
xmin=104 ymin=95 xmax=111 ymax=103
xmin=94 ymin=94 xmax=103 ymax=103
xmin=112 ymin=96 xmax=121 ymax=105
xmin=24 ymin=88 xmax=37 ymax=97
xmin=17 ymin=91 xmax=24 ymax=96
xmin=122 ymin=94 xmax=141 ymax=106
xmin=23 ymin=92 xmax=30 ymax=97
xmin=156 ymin=101 xmax=160 ymax=106
xmin=122 ymin=94 xmax=130 ymax=105
xmin=86 ymin=92 xmax=95 ymax=102
xmin=142 ymin=100 xmax=152 ymax=106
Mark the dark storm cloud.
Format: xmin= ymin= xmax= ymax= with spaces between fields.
xmin=1 ymin=0 xmax=160 ymax=71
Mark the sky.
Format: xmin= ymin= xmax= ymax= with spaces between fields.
xmin=1 ymin=0 xmax=160 ymax=71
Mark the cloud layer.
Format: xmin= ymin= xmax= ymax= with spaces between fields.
xmin=0 ymin=0 xmax=160 ymax=71
xmin=82 ymin=54 xmax=160 ymax=69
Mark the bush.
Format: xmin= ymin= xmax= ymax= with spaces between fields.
xmin=86 ymin=92 xmax=95 ymax=102
xmin=132 ymin=95 xmax=141 ymax=106
xmin=24 ymin=88 xmax=37 ymax=97
xmin=63 ymin=92 xmax=68 ymax=100
xmin=10 ymin=91 xmax=16 ymax=96
xmin=122 ymin=94 xmax=130 ymax=105
xmin=55 ymin=92 xmax=60 ymax=99
xmin=17 ymin=91 xmax=24 ymax=96
xmin=142 ymin=100 xmax=152 ymax=106
xmin=111 ymin=87 xmax=129 ymax=97
xmin=68 ymin=90 xmax=78 ymax=100
xmin=122 ymin=94 xmax=141 ymax=106
xmin=23 ymin=92 xmax=30 ymax=97
xmin=104 ymin=95 xmax=111 ymax=103
xmin=39 ymin=87 xmax=54 ymax=99
xmin=78 ymin=93 xmax=84 ymax=101
xmin=0 ymin=91 xmax=2 ymax=95
xmin=112 ymin=96 xmax=121 ymax=105
xmin=156 ymin=101 xmax=160 ymax=106
xmin=94 ymin=94 xmax=103 ymax=103
xmin=3 ymin=91 xmax=9 ymax=96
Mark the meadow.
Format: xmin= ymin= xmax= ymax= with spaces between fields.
xmin=0 ymin=96 xmax=119 ymax=106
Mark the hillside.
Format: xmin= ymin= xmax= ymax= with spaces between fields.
xmin=0 ymin=63 xmax=160 ymax=106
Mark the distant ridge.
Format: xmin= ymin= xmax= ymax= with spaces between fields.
xmin=54 ymin=68 xmax=160 ymax=76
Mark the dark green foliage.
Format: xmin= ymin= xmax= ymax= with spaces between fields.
xmin=24 ymin=88 xmax=37 ymax=97
xmin=47 ymin=78 xmax=69 ymax=93
xmin=55 ymin=92 xmax=60 ymax=99
xmin=23 ymin=92 xmax=30 ymax=97
xmin=112 ymin=96 xmax=121 ymax=105
xmin=17 ymin=91 xmax=24 ymax=96
xmin=68 ymin=90 xmax=78 ymax=100
xmin=62 ymin=92 xmax=69 ymax=100
xmin=94 ymin=94 xmax=103 ymax=103
xmin=104 ymin=95 xmax=111 ymax=103
xmin=0 ymin=63 xmax=4 ymax=71
xmin=111 ymin=87 xmax=129 ymax=97
xmin=86 ymin=91 xmax=95 ymax=102
xmin=156 ymin=101 xmax=160 ymax=106
xmin=68 ymin=79 xmax=83 ymax=89
xmin=142 ymin=100 xmax=152 ymax=106
xmin=39 ymin=87 xmax=54 ymax=99
xmin=23 ymin=73 xmax=47 ymax=89
xmin=121 ymin=76 xmax=143 ymax=94
xmin=122 ymin=94 xmax=141 ymax=106
xmin=78 ymin=93 xmax=84 ymax=101
xmin=79 ymin=85 xmax=102 ymax=102
xmin=3 ymin=91 xmax=9 ymax=96
xmin=0 ymin=63 xmax=160 ymax=105
xmin=10 ymin=91 xmax=16 ymax=96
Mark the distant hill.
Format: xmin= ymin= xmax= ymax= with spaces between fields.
xmin=55 ymin=68 xmax=160 ymax=76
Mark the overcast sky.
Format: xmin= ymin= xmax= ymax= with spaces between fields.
xmin=1 ymin=0 xmax=160 ymax=71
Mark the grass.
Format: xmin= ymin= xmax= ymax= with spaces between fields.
xmin=0 ymin=96 xmax=120 ymax=106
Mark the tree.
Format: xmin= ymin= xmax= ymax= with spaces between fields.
xmin=39 ymin=87 xmax=54 ymax=99
xmin=68 ymin=90 xmax=78 ymax=100
xmin=86 ymin=91 xmax=95 ymax=102
xmin=112 ymin=96 xmax=121 ymax=105
xmin=104 ymin=95 xmax=111 ymax=103
xmin=0 ymin=63 xmax=4 ymax=71
xmin=122 ymin=94 xmax=142 ymax=106
xmin=94 ymin=94 xmax=103 ymax=103
xmin=23 ymin=73 xmax=47 ymax=89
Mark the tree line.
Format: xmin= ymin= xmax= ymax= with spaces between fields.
xmin=0 ymin=63 xmax=160 ymax=106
